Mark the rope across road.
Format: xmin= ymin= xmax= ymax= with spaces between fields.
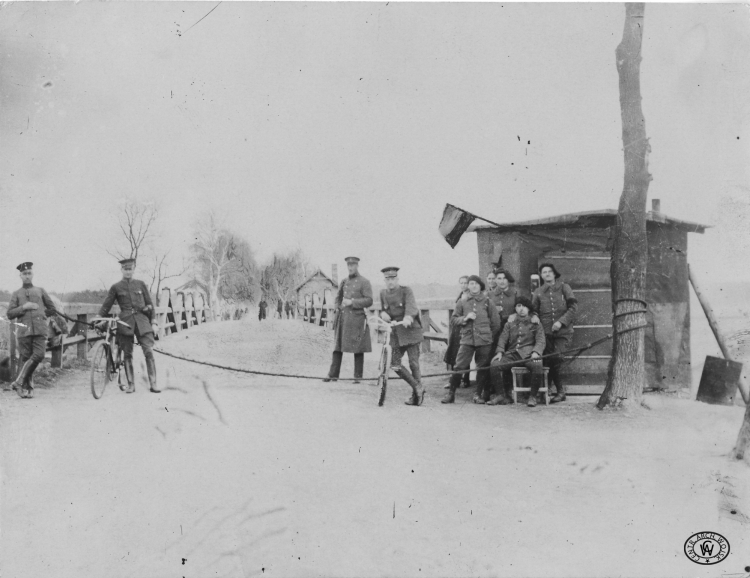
xmin=152 ymin=324 xmax=649 ymax=382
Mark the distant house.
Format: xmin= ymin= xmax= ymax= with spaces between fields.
xmin=468 ymin=202 xmax=709 ymax=394
xmin=295 ymin=268 xmax=338 ymax=326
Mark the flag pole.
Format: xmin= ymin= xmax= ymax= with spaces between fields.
xmin=473 ymin=215 xmax=505 ymax=228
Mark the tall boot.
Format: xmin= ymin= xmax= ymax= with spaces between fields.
xmin=397 ymin=368 xmax=422 ymax=406
xmin=146 ymin=357 xmax=160 ymax=393
xmin=23 ymin=359 xmax=39 ymax=398
xmin=487 ymin=372 xmax=508 ymax=406
xmin=353 ymin=353 xmax=364 ymax=384
xmin=527 ymin=371 xmax=542 ymax=407
xmin=549 ymin=364 xmax=565 ymax=403
xmin=473 ymin=376 xmax=486 ymax=404
xmin=12 ymin=359 xmax=36 ymax=398
xmin=441 ymin=375 xmax=459 ymax=404
xmin=323 ymin=351 xmax=342 ymax=382
xmin=123 ymin=358 xmax=136 ymax=393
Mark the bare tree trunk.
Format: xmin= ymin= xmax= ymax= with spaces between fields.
xmin=597 ymin=3 xmax=651 ymax=410
xmin=735 ymin=403 xmax=750 ymax=460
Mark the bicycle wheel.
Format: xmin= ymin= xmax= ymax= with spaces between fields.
xmin=377 ymin=346 xmax=391 ymax=407
xmin=90 ymin=342 xmax=112 ymax=399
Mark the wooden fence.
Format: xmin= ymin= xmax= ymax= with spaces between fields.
xmin=0 ymin=289 xmax=215 ymax=381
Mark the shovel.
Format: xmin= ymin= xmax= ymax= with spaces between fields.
xmin=689 ymin=266 xmax=749 ymax=406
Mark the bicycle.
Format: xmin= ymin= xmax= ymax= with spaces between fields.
xmin=367 ymin=315 xmax=405 ymax=407
xmin=88 ymin=316 xmax=131 ymax=399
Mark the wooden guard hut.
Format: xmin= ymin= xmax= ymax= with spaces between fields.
xmin=468 ymin=202 xmax=708 ymax=395
xmin=295 ymin=268 xmax=338 ymax=325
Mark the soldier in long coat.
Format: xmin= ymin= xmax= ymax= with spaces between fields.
xmin=98 ymin=258 xmax=159 ymax=393
xmin=379 ymin=267 xmax=425 ymax=406
xmin=531 ymin=262 xmax=578 ymax=403
xmin=323 ymin=256 xmax=373 ymax=383
xmin=7 ymin=262 xmax=59 ymax=398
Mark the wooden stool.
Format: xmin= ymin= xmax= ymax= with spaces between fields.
xmin=511 ymin=366 xmax=550 ymax=405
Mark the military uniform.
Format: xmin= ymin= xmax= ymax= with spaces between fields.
xmin=325 ymin=258 xmax=373 ymax=382
xmin=7 ymin=262 xmax=59 ymax=397
xmin=532 ymin=275 xmax=578 ymax=401
xmin=442 ymin=281 xmax=501 ymax=404
xmin=488 ymin=312 xmax=546 ymax=406
xmin=99 ymin=262 xmax=158 ymax=393
xmin=379 ymin=268 xmax=424 ymax=405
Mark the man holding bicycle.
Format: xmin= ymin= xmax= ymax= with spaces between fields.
xmin=98 ymin=258 xmax=159 ymax=393
xmin=379 ymin=267 xmax=425 ymax=406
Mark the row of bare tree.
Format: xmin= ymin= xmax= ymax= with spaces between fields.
xmin=105 ymin=200 xmax=311 ymax=315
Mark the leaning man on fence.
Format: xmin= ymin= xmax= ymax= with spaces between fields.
xmin=379 ymin=267 xmax=425 ymax=406
xmin=6 ymin=262 xmax=59 ymax=398
xmin=98 ymin=258 xmax=160 ymax=393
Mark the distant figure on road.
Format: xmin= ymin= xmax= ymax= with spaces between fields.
xmin=285 ymin=300 xmax=293 ymax=319
xmin=323 ymin=256 xmax=373 ymax=384
xmin=258 ymin=299 xmax=267 ymax=321
xmin=98 ymin=258 xmax=160 ymax=394
xmin=6 ymin=262 xmax=59 ymax=398
xmin=277 ymin=299 xmax=283 ymax=319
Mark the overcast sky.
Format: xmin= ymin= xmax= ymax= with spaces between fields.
xmin=1 ymin=3 xmax=749 ymax=293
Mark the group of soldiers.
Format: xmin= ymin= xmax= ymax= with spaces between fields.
xmin=322 ymin=256 xmax=426 ymax=406
xmin=5 ymin=258 xmax=160 ymax=398
xmin=5 ymin=256 xmax=577 ymax=407
xmin=321 ymin=257 xmax=578 ymax=408
xmin=257 ymin=298 xmax=296 ymax=321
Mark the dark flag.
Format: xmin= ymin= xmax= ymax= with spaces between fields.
xmin=439 ymin=204 xmax=476 ymax=248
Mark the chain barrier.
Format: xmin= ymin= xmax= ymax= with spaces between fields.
xmin=152 ymin=324 xmax=650 ymax=382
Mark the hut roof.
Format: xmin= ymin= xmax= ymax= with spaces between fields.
xmin=295 ymin=269 xmax=337 ymax=292
xmin=468 ymin=209 xmax=709 ymax=234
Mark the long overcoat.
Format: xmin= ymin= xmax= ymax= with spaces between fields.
xmin=333 ymin=273 xmax=373 ymax=353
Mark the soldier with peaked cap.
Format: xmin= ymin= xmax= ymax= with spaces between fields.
xmin=98 ymin=258 xmax=159 ymax=393
xmin=323 ymin=256 xmax=373 ymax=383
xmin=378 ymin=267 xmax=425 ymax=406
xmin=6 ymin=262 xmax=59 ymax=398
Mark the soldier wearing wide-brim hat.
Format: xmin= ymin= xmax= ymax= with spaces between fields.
xmin=6 ymin=262 xmax=59 ymax=398
xmin=323 ymin=256 xmax=373 ymax=383
xmin=378 ymin=267 xmax=425 ymax=406
xmin=98 ymin=258 xmax=159 ymax=393
xmin=531 ymin=262 xmax=578 ymax=403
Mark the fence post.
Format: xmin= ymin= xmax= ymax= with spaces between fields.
xmin=9 ymin=325 xmax=17 ymax=379
xmin=420 ymin=309 xmax=432 ymax=353
xmin=51 ymin=337 xmax=63 ymax=368
xmin=77 ymin=314 xmax=88 ymax=361
xmin=193 ymin=293 xmax=202 ymax=326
